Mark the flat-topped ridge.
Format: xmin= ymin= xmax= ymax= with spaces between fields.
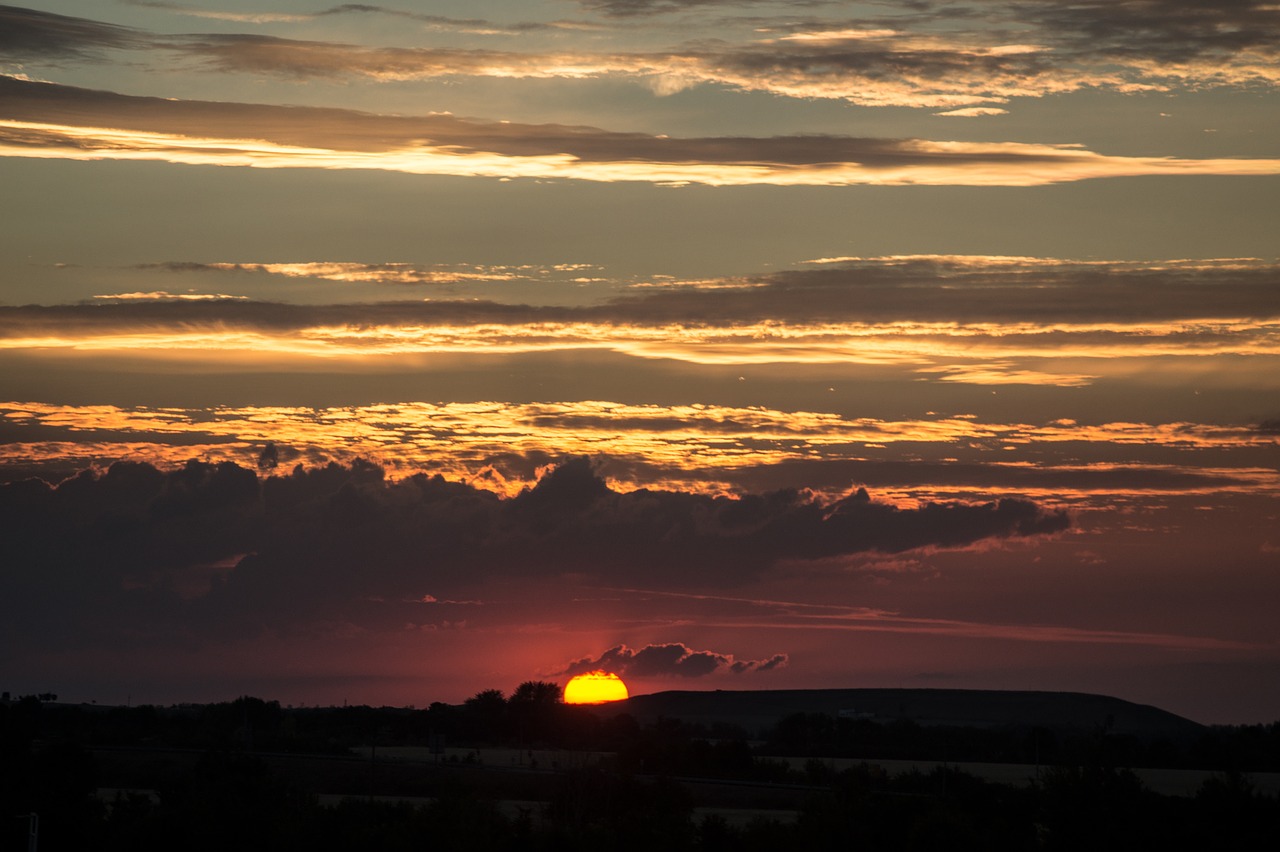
xmin=593 ymin=688 xmax=1203 ymax=740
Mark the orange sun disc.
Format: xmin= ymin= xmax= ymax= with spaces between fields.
xmin=563 ymin=671 xmax=629 ymax=704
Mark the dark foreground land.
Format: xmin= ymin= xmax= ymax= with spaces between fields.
xmin=3 ymin=687 xmax=1279 ymax=850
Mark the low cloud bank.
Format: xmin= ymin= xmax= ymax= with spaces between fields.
xmin=0 ymin=457 xmax=1068 ymax=652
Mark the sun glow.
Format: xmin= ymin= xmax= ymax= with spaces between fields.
xmin=563 ymin=671 xmax=629 ymax=704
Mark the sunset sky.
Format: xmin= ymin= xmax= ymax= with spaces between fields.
xmin=2 ymin=1 xmax=1278 ymax=724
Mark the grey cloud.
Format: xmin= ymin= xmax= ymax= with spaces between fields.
xmin=695 ymin=37 xmax=1052 ymax=88
xmin=164 ymin=33 xmax=528 ymax=80
xmin=311 ymin=3 xmax=568 ymax=33
xmin=1014 ymin=0 xmax=1280 ymax=62
xmin=0 ymin=457 xmax=1068 ymax=652
xmin=0 ymin=5 xmax=144 ymax=59
xmin=577 ymin=1 xmax=733 ymax=16
xmin=606 ymin=257 xmax=1280 ymax=325
xmin=576 ymin=0 xmax=833 ymax=17
xmin=124 ymin=1 xmax=562 ymax=33
xmin=563 ymin=643 xmax=788 ymax=677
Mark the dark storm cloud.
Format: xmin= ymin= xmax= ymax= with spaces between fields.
xmin=0 ymin=457 xmax=1067 ymax=652
xmin=563 ymin=643 xmax=788 ymax=678
xmin=0 ymin=5 xmax=144 ymax=58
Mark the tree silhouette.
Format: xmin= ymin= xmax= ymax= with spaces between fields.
xmin=509 ymin=681 xmax=562 ymax=746
xmin=461 ymin=689 xmax=508 ymax=742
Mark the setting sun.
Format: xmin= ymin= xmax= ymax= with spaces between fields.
xmin=563 ymin=671 xmax=629 ymax=704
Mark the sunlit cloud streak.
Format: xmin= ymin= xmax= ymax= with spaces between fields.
xmin=92 ymin=291 xmax=249 ymax=301
xmin=3 ymin=77 xmax=1280 ymax=185
xmin=3 ymin=400 xmax=1275 ymax=502
xmin=133 ymin=260 xmax=586 ymax=285
xmin=3 ymin=316 xmax=1277 ymax=375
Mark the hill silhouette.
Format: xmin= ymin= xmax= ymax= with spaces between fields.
xmin=593 ymin=688 xmax=1203 ymax=740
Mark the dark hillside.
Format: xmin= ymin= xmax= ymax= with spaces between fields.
xmin=595 ymin=688 xmax=1203 ymax=741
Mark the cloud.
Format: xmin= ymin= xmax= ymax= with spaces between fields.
xmin=601 ymin=588 xmax=1259 ymax=652
xmin=10 ymin=3 xmax=1280 ymax=108
xmin=3 ymin=257 xmax=1279 ymax=407
xmin=3 ymin=400 xmax=1276 ymax=505
xmin=133 ymin=260 xmax=579 ymax=285
xmin=562 ymin=642 xmax=788 ymax=678
xmin=4 ymin=78 xmax=1279 ymax=186
xmin=1016 ymin=0 xmax=1280 ymax=62
xmin=0 ymin=456 xmax=1070 ymax=653
xmin=122 ymin=1 xmax=574 ymax=33
xmin=151 ymin=17 xmax=1280 ymax=106
xmin=120 ymin=1 xmax=313 ymax=24
xmin=0 ymin=5 xmax=143 ymax=59
xmin=93 ymin=291 xmax=249 ymax=301
xmin=935 ymin=107 xmax=1008 ymax=117
xmin=735 ymin=616 xmax=1259 ymax=651
xmin=9 ymin=254 xmax=1279 ymax=332
xmin=577 ymin=0 xmax=735 ymax=15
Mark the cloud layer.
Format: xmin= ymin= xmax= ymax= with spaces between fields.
xmin=3 ymin=256 xmax=1277 ymax=385
xmin=3 ymin=399 xmax=1276 ymax=508
xmin=0 ymin=456 xmax=1069 ymax=652
xmin=4 ymin=76 xmax=1277 ymax=185
xmin=7 ymin=2 xmax=1280 ymax=109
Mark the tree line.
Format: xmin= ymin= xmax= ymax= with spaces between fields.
xmin=3 ymin=688 xmax=1278 ymax=850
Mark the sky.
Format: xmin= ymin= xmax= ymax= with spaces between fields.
xmin=1 ymin=1 xmax=1277 ymax=725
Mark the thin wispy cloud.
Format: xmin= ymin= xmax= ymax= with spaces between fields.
xmin=604 ymin=588 xmax=1259 ymax=652
xmin=121 ymin=1 xmax=582 ymax=33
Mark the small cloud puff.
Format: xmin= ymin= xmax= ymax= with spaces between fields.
xmin=934 ymin=107 xmax=1008 ymax=118
xmin=563 ymin=643 xmax=788 ymax=678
